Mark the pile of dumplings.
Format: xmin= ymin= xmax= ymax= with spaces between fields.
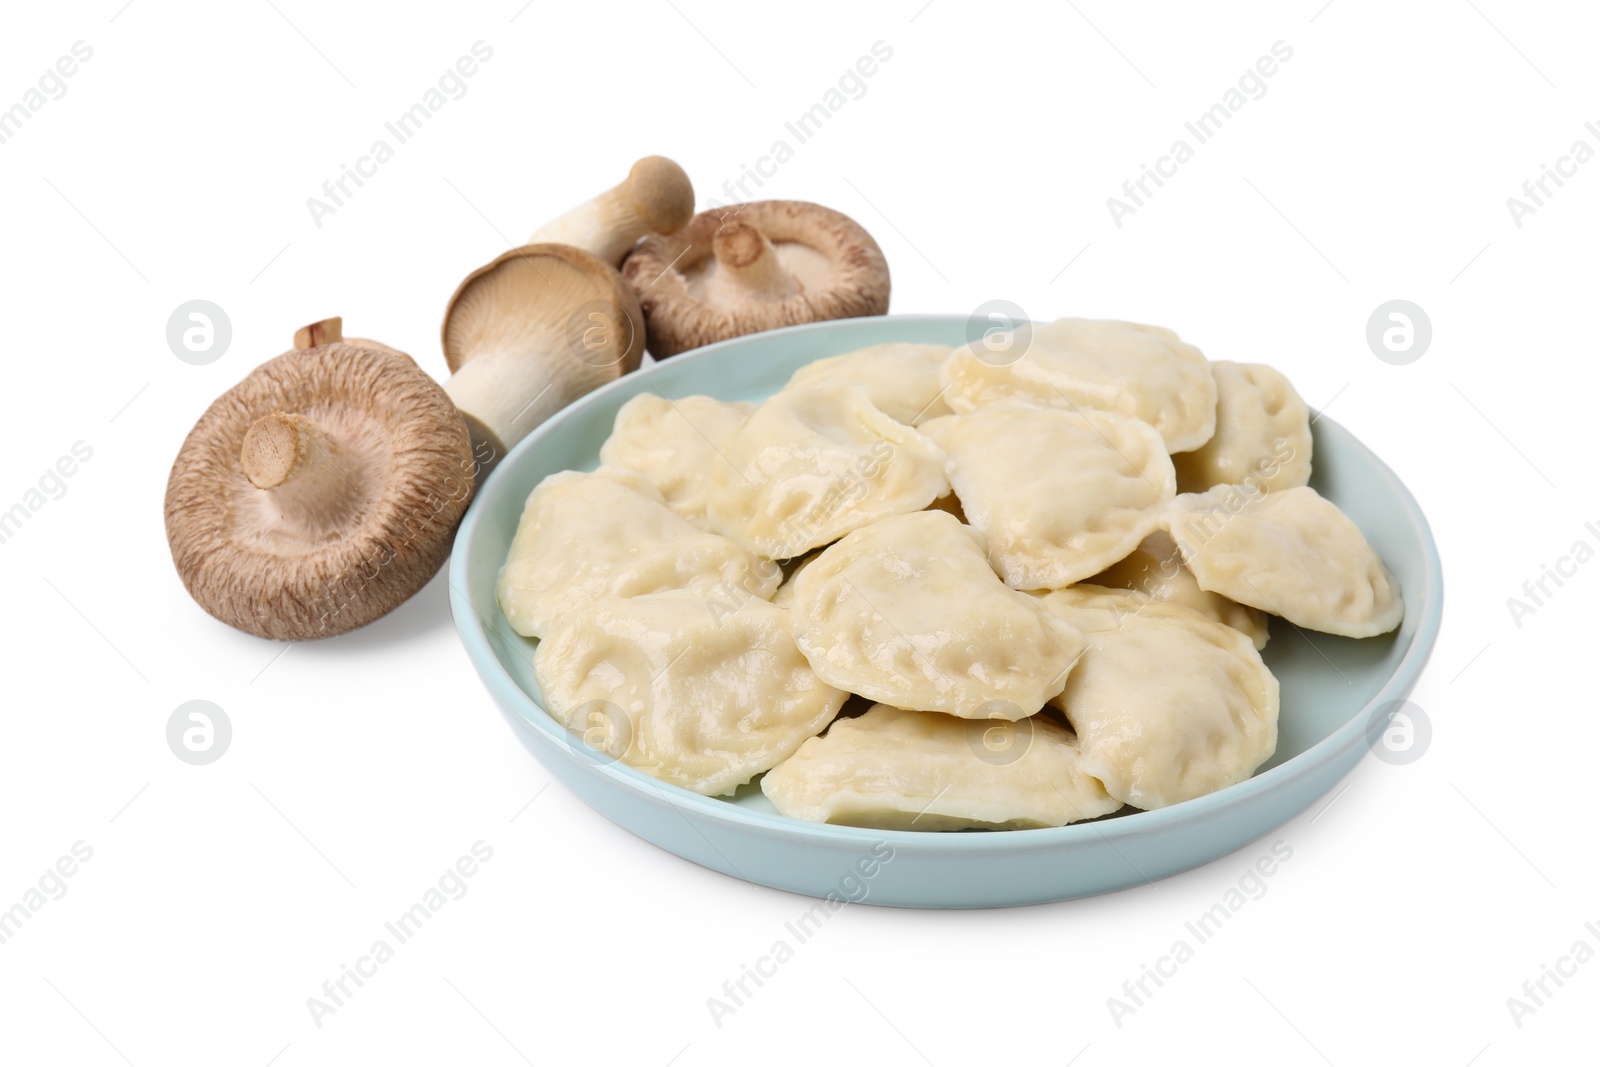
xmin=498 ymin=318 xmax=1404 ymax=830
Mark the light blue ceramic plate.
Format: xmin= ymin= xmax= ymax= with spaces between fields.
xmin=449 ymin=315 xmax=1443 ymax=908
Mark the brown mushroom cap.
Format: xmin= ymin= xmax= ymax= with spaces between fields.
xmin=620 ymin=200 xmax=891 ymax=359
xmin=440 ymin=244 xmax=644 ymax=374
xmin=165 ymin=322 xmax=475 ymax=640
xmin=439 ymin=244 xmax=645 ymax=465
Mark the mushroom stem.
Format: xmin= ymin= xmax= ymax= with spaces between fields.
xmin=294 ymin=318 xmax=343 ymax=349
xmin=440 ymin=245 xmax=646 ymax=473
xmin=294 ymin=317 xmax=414 ymax=362
xmin=444 ymin=347 xmax=578 ymax=467
xmin=528 ymin=156 xmax=695 ymax=266
xmin=709 ymin=222 xmax=802 ymax=301
xmin=240 ymin=413 xmax=365 ymax=533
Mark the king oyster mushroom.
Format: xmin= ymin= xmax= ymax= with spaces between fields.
xmin=620 ymin=200 xmax=891 ymax=359
xmin=164 ymin=319 xmax=475 ymax=641
xmin=440 ymin=244 xmax=646 ymax=467
xmin=528 ymin=155 xmax=695 ymax=266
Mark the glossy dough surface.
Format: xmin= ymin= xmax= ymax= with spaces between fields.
xmin=1165 ymin=485 xmax=1403 ymax=638
xmin=497 ymin=466 xmax=779 ymax=639
xmin=761 ymin=703 xmax=1122 ymax=830
xmin=1173 ymin=361 xmax=1312 ymax=494
xmin=534 ymin=592 xmax=846 ymax=796
xmin=1042 ymin=589 xmax=1280 ymax=810
xmin=788 ymin=510 xmax=1085 ymax=718
xmin=940 ymin=318 xmax=1218 ymax=451
xmin=598 ymin=393 xmax=752 ymax=527
xmin=921 ymin=404 xmax=1176 ymax=589
xmin=770 ymin=552 xmax=818 ymax=608
xmin=506 ymin=327 xmax=1411 ymax=825
xmin=784 ymin=342 xmax=956 ymax=426
xmin=707 ymin=381 xmax=949 ymax=558
xmin=1089 ymin=532 xmax=1270 ymax=649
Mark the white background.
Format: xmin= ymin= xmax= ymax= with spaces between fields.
xmin=1 ymin=1 xmax=1595 ymax=1063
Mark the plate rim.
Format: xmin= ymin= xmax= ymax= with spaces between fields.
xmin=448 ymin=313 xmax=1445 ymax=850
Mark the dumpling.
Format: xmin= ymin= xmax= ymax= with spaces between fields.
xmin=770 ymin=553 xmax=818 ymax=608
xmin=788 ymin=510 xmax=1085 ymax=718
xmin=1172 ymin=361 xmax=1312 ymax=494
xmin=497 ymin=466 xmax=779 ymax=638
xmin=1088 ymin=531 xmax=1270 ymax=649
xmin=920 ymin=404 xmax=1175 ymax=589
xmin=926 ymin=493 xmax=967 ymax=523
xmin=707 ymin=381 xmax=949 ymax=558
xmin=761 ymin=703 xmax=1122 ymax=830
xmin=598 ymin=393 xmax=753 ymax=527
xmin=1164 ymin=485 xmax=1403 ymax=638
xmin=534 ymin=591 xmax=846 ymax=795
xmin=785 ymin=342 xmax=955 ymax=425
xmin=1041 ymin=589 xmax=1280 ymax=810
xmin=940 ymin=318 xmax=1218 ymax=451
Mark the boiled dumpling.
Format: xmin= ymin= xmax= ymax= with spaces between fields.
xmin=920 ymin=404 xmax=1176 ymax=589
xmin=1164 ymin=485 xmax=1403 ymax=638
xmin=761 ymin=703 xmax=1122 ymax=830
xmin=784 ymin=342 xmax=955 ymax=426
xmin=939 ymin=318 xmax=1218 ymax=451
xmin=1172 ymin=361 xmax=1312 ymax=494
xmin=498 ymin=466 xmax=779 ymax=639
xmin=1041 ymin=588 xmax=1279 ymax=810
xmin=707 ymin=381 xmax=949 ymax=558
xmin=1088 ymin=531 xmax=1270 ymax=649
xmin=598 ymin=393 xmax=753 ymax=527
xmin=788 ymin=510 xmax=1085 ymax=718
xmin=926 ymin=493 xmax=967 ymax=523
xmin=534 ymin=591 xmax=846 ymax=795
xmin=770 ymin=553 xmax=818 ymax=608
